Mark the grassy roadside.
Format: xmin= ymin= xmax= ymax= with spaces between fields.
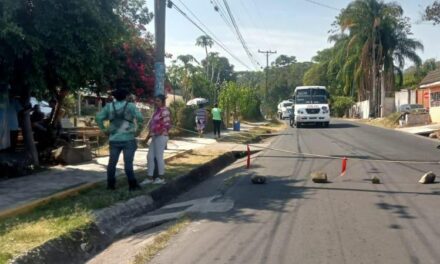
xmin=356 ymin=113 xmax=402 ymax=129
xmin=0 ymin=121 xmax=285 ymax=263
xmin=0 ymin=150 xmax=222 ymax=264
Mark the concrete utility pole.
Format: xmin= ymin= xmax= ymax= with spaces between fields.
xmin=258 ymin=50 xmax=277 ymax=100
xmin=154 ymin=0 xmax=167 ymax=96
xmin=258 ymin=50 xmax=277 ymax=102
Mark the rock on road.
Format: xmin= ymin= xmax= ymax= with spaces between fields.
xmin=150 ymin=120 xmax=440 ymax=264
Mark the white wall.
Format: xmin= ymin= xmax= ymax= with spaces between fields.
xmin=352 ymin=100 xmax=370 ymax=119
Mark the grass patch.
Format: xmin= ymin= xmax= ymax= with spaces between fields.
xmin=132 ymin=217 xmax=190 ymax=264
xmin=360 ymin=112 xmax=402 ymax=129
xmin=0 ymin=151 xmax=222 ymax=264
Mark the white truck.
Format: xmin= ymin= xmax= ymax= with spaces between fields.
xmin=293 ymin=86 xmax=330 ymax=128
xmin=277 ymin=100 xmax=294 ymax=120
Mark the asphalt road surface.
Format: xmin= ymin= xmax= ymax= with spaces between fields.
xmin=150 ymin=120 xmax=440 ymax=264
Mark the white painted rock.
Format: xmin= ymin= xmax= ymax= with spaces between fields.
xmin=311 ymin=171 xmax=328 ymax=183
xmin=419 ymin=171 xmax=436 ymax=184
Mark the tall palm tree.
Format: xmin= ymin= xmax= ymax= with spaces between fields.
xmin=331 ymin=0 xmax=423 ymax=116
xmin=195 ymin=35 xmax=214 ymax=76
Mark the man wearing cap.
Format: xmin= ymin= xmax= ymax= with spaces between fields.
xmin=96 ymin=89 xmax=144 ymax=191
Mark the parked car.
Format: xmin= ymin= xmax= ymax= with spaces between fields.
xmin=398 ymin=104 xmax=427 ymax=114
xmin=277 ymin=100 xmax=294 ymax=120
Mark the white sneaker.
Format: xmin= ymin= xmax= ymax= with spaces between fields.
xmin=140 ymin=178 xmax=154 ymax=185
xmin=153 ymin=178 xmax=166 ymax=184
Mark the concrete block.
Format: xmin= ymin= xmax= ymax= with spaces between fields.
xmin=311 ymin=171 xmax=328 ymax=183
xmin=56 ymin=145 xmax=92 ymax=164
xmin=419 ymin=171 xmax=436 ymax=184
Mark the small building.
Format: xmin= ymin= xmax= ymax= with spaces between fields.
xmin=417 ymin=69 xmax=440 ymax=123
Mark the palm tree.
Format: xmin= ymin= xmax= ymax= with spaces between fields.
xmin=331 ymin=0 xmax=423 ymax=116
xmin=195 ymin=35 xmax=214 ymax=76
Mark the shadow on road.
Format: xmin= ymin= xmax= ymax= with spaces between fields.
xmin=298 ymin=123 xmax=359 ymax=129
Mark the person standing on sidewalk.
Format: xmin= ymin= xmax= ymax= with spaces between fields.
xmin=211 ymin=103 xmax=222 ymax=139
xmin=143 ymin=95 xmax=171 ymax=185
xmin=96 ymin=89 xmax=144 ymax=191
xmin=195 ymin=104 xmax=207 ymax=137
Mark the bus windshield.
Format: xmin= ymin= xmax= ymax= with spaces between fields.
xmin=295 ymin=89 xmax=328 ymax=104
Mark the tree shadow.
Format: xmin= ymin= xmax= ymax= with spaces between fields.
xmin=376 ymin=202 xmax=416 ymax=219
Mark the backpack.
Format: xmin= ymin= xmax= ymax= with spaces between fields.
xmin=109 ymin=102 xmax=134 ymax=132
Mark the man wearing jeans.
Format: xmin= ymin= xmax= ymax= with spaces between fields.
xmin=96 ymin=89 xmax=144 ymax=191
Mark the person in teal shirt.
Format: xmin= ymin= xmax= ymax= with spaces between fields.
xmin=96 ymin=89 xmax=144 ymax=191
xmin=211 ymin=103 xmax=222 ymax=138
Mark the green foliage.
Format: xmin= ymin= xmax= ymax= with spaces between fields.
xmin=332 ymin=96 xmax=355 ymax=117
xmin=424 ymin=1 xmax=440 ymax=24
xmin=219 ymin=82 xmax=261 ymax=123
xmin=0 ymin=0 xmax=154 ymax=97
xmin=401 ymin=59 xmax=440 ymax=89
xmin=312 ymin=0 xmax=424 ymax=105
xmin=62 ymin=94 xmax=77 ymax=117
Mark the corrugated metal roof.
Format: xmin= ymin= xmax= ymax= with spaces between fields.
xmin=420 ymin=69 xmax=440 ymax=85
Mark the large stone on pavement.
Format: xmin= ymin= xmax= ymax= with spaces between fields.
xmin=419 ymin=171 xmax=436 ymax=184
xmin=251 ymin=175 xmax=266 ymax=184
xmin=371 ymin=176 xmax=381 ymax=184
xmin=311 ymin=171 xmax=328 ymax=183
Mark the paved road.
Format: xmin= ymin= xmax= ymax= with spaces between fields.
xmin=150 ymin=120 xmax=440 ymax=264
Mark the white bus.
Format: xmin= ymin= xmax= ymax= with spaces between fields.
xmin=293 ymin=86 xmax=330 ymax=128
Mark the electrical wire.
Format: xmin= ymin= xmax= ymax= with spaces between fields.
xmin=175 ymin=0 xmax=239 ymax=64
xmin=221 ymin=0 xmax=262 ymax=69
xmin=169 ymin=1 xmax=252 ymax=70
xmin=303 ymin=0 xmax=340 ymax=11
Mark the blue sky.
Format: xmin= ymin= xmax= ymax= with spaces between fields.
xmin=146 ymin=0 xmax=439 ymax=71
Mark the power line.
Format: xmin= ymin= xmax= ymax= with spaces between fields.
xmin=303 ymin=0 xmax=340 ymax=11
xmin=168 ymin=1 xmax=252 ymax=70
xmin=238 ymin=0 xmax=270 ymax=49
xmin=220 ymin=0 xmax=261 ymax=69
xmin=175 ymin=0 xmax=238 ymax=62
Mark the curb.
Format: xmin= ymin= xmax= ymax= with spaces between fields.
xmin=10 ymin=151 xmax=243 ymax=264
xmin=343 ymin=118 xmax=440 ymax=144
xmin=0 ymin=149 xmax=193 ymax=221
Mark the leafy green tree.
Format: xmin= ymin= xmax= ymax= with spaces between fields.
xmin=272 ymin=55 xmax=297 ymax=67
xmin=0 ymin=0 xmax=153 ymax=165
xmin=424 ymin=1 xmax=440 ymax=24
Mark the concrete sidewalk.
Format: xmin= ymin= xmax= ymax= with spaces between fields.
xmin=395 ymin=122 xmax=440 ymax=135
xmin=0 ymin=125 xmax=265 ymax=217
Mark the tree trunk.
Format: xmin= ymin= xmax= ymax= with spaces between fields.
xmin=205 ymin=46 xmax=209 ymax=77
xmin=22 ymin=100 xmax=39 ymax=166
xmin=49 ymin=88 xmax=68 ymax=129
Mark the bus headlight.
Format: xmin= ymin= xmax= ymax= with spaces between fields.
xmin=321 ymin=106 xmax=329 ymax=114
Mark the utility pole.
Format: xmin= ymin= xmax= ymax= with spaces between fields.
xmin=258 ymin=50 xmax=277 ymax=100
xmin=154 ymin=0 xmax=167 ymax=96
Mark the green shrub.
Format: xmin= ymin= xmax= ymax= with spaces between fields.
xmin=331 ymin=96 xmax=354 ymax=117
